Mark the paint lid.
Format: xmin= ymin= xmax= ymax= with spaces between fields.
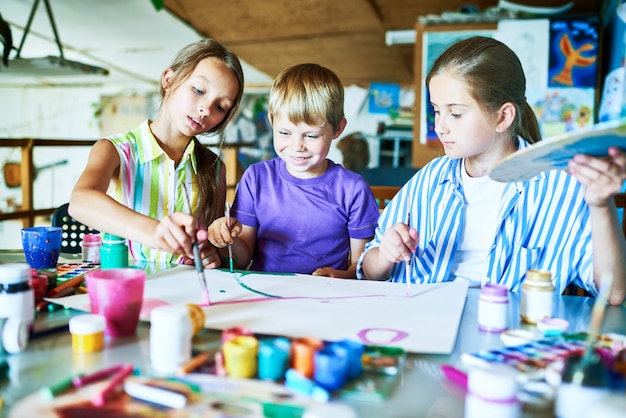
xmin=537 ymin=318 xmax=569 ymax=334
xmin=150 ymin=305 xmax=191 ymax=325
xmin=501 ymin=329 xmax=538 ymax=346
xmin=81 ymin=233 xmax=102 ymax=246
xmin=467 ymin=363 xmax=519 ymax=402
xmin=2 ymin=317 xmax=29 ymax=354
xmin=102 ymin=233 xmax=126 ymax=245
xmin=481 ymin=283 xmax=509 ymax=297
xmin=0 ymin=263 xmax=31 ymax=285
xmin=69 ymin=314 xmax=106 ymax=335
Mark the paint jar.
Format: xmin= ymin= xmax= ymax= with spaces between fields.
xmin=258 ymin=337 xmax=290 ymax=381
xmin=292 ymin=337 xmax=324 ymax=379
xmin=185 ymin=303 xmax=206 ymax=336
xmin=69 ymin=314 xmax=105 ymax=353
xmin=465 ymin=363 xmax=520 ymax=418
xmin=478 ymin=284 xmax=509 ymax=333
xmin=0 ymin=263 xmax=35 ymax=327
xmin=334 ymin=339 xmax=365 ymax=380
xmin=100 ymin=233 xmax=129 ymax=269
xmin=150 ymin=305 xmax=192 ymax=375
xmin=521 ymin=270 xmax=555 ymax=324
xmin=81 ymin=233 xmax=102 ymax=264
xmin=28 ymin=271 xmax=48 ymax=306
xmin=314 ymin=344 xmax=350 ymax=391
xmin=0 ymin=317 xmax=30 ymax=354
xmin=223 ymin=335 xmax=259 ymax=378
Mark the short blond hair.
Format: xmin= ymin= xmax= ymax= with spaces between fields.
xmin=268 ymin=63 xmax=344 ymax=132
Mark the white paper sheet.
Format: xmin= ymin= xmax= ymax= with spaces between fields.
xmin=51 ymin=267 xmax=469 ymax=354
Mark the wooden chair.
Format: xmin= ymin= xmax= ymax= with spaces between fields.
xmin=370 ymin=185 xmax=401 ymax=211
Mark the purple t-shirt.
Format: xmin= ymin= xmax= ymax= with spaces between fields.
xmin=232 ymin=158 xmax=379 ymax=274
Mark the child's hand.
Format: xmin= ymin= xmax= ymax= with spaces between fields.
xmin=312 ymin=267 xmax=354 ymax=279
xmin=207 ymin=216 xmax=242 ymax=248
xmin=378 ymin=222 xmax=418 ymax=264
xmin=154 ymin=212 xmax=198 ymax=258
xmin=568 ymin=147 xmax=626 ymax=207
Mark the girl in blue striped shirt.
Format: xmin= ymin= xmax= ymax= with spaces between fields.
xmin=358 ymin=37 xmax=626 ymax=306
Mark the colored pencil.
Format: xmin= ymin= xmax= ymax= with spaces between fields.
xmin=176 ymin=352 xmax=210 ymax=376
xmin=91 ymin=364 xmax=134 ymax=407
xmin=73 ymin=364 xmax=125 ymax=387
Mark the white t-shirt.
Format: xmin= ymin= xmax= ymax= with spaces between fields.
xmin=450 ymin=159 xmax=506 ymax=287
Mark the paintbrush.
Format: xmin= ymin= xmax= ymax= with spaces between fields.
xmin=225 ymin=202 xmax=234 ymax=273
xmin=571 ymin=271 xmax=613 ymax=385
xmin=405 ymin=193 xmax=412 ymax=297
xmin=181 ymin=183 xmax=210 ymax=306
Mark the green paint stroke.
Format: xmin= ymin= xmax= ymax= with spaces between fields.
xmin=218 ymin=268 xmax=295 ymax=299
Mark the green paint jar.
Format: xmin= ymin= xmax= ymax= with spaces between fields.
xmin=99 ymin=234 xmax=129 ymax=269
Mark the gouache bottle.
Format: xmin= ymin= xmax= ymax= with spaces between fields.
xmin=99 ymin=233 xmax=129 ymax=269
xmin=69 ymin=314 xmax=105 ymax=353
xmin=150 ymin=305 xmax=192 ymax=375
xmin=0 ymin=263 xmax=35 ymax=327
xmin=81 ymin=233 xmax=102 ymax=264
xmin=520 ymin=270 xmax=554 ymax=324
xmin=478 ymin=284 xmax=509 ymax=333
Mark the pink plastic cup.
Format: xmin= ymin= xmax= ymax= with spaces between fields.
xmin=85 ymin=268 xmax=146 ymax=338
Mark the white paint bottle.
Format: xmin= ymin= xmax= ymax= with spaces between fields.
xmin=478 ymin=283 xmax=509 ymax=333
xmin=520 ymin=270 xmax=554 ymax=324
xmin=149 ymin=305 xmax=192 ymax=375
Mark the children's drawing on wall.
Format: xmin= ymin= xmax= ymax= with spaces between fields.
xmin=496 ymin=19 xmax=550 ymax=90
xmin=548 ymin=17 xmax=599 ymax=88
xmin=599 ymin=1 xmax=626 ymax=122
xmin=223 ymin=93 xmax=275 ymax=169
xmin=527 ymin=88 xmax=595 ymax=137
xmin=420 ymin=30 xmax=495 ymax=144
xmin=368 ymin=83 xmax=400 ymax=115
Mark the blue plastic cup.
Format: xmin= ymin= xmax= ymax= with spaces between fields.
xmin=21 ymin=226 xmax=62 ymax=269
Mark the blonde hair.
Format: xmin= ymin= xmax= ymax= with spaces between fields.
xmin=161 ymin=38 xmax=245 ymax=227
xmin=268 ymin=63 xmax=344 ymax=131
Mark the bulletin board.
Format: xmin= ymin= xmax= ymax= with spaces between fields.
xmin=50 ymin=267 xmax=470 ymax=354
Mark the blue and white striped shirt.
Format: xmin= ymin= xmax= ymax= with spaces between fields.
xmin=357 ymin=138 xmax=596 ymax=295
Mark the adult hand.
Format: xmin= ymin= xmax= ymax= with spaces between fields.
xmin=569 ymin=146 xmax=626 ymax=207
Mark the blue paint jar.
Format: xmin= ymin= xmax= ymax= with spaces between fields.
xmin=314 ymin=344 xmax=349 ymax=391
xmin=335 ymin=339 xmax=365 ymax=380
xmin=257 ymin=337 xmax=290 ymax=381
xmin=99 ymin=234 xmax=129 ymax=269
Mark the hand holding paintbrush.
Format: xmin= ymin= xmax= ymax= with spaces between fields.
xmin=181 ymin=183 xmax=211 ymax=306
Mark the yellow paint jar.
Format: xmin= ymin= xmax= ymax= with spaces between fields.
xmin=69 ymin=314 xmax=105 ymax=353
xmin=223 ymin=335 xmax=258 ymax=378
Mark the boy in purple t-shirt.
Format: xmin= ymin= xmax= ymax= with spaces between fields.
xmin=208 ymin=63 xmax=380 ymax=278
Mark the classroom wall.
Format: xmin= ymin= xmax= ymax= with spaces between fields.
xmin=0 ymin=84 xmax=396 ymax=249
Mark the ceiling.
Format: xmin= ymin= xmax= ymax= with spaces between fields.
xmin=0 ymin=0 xmax=602 ymax=90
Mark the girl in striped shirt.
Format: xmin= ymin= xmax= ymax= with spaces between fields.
xmin=358 ymin=37 xmax=626 ymax=306
xmin=69 ymin=39 xmax=244 ymax=266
